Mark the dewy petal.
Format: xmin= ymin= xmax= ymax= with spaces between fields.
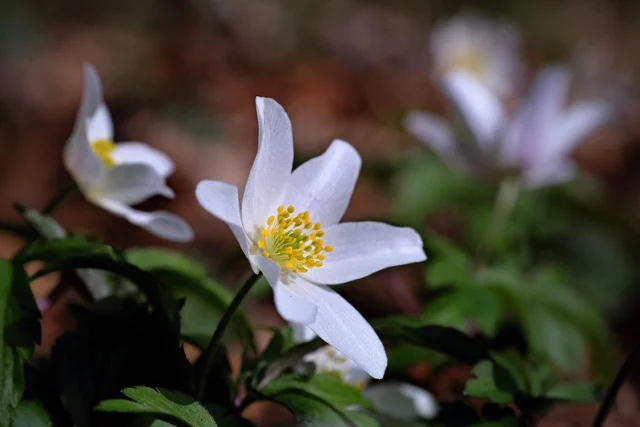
xmin=545 ymin=101 xmax=612 ymax=160
xmin=284 ymin=139 xmax=361 ymax=227
xmin=195 ymin=180 xmax=252 ymax=263
xmin=404 ymin=111 xmax=471 ymax=171
xmin=95 ymin=199 xmax=194 ymax=242
xmin=296 ymin=280 xmax=387 ymax=379
xmin=442 ymin=70 xmax=504 ymax=149
xmin=303 ymin=222 xmax=426 ymax=285
xmin=364 ymin=382 xmax=438 ymax=420
xmin=241 ymin=97 xmax=293 ymax=236
xmin=91 ymin=163 xmax=174 ymax=205
xmin=63 ymin=64 xmax=105 ymax=189
xmin=252 ymin=256 xmax=318 ymax=324
xmin=112 ymin=142 xmax=175 ymax=178
xmin=87 ymin=103 xmax=114 ymax=142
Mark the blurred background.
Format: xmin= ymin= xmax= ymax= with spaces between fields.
xmin=3 ymin=0 xmax=640 ymax=425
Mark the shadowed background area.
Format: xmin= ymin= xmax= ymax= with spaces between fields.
xmin=3 ymin=0 xmax=640 ymax=425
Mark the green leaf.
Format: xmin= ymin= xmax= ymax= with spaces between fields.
xmin=464 ymin=361 xmax=517 ymax=404
xmin=126 ymin=248 xmax=255 ymax=352
xmin=262 ymin=374 xmax=377 ymax=426
xmin=372 ymin=320 xmax=491 ymax=366
xmin=14 ymin=237 xmax=118 ymax=265
xmin=425 ymin=236 xmax=473 ymax=288
xmin=545 ymin=383 xmax=597 ymax=402
xmin=0 ymin=260 xmax=41 ymax=426
xmin=52 ymin=299 xmax=192 ymax=427
xmin=421 ymin=287 xmax=503 ymax=337
xmin=11 ymin=400 xmax=52 ymax=427
xmin=96 ymin=387 xmax=218 ymax=427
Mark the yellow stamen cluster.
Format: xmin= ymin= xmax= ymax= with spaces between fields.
xmin=91 ymin=139 xmax=116 ymax=167
xmin=258 ymin=205 xmax=333 ymax=273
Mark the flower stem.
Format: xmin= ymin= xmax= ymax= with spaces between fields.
xmin=43 ymin=182 xmax=78 ymax=214
xmin=593 ymin=343 xmax=640 ymax=427
xmin=479 ymin=177 xmax=521 ymax=260
xmin=196 ymin=272 xmax=261 ymax=402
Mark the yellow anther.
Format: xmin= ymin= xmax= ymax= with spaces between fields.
xmin=256 ymin=205 xmax=331 ymax=274
xmin=325 ymin=246 xmax=334 ymax=252
xmin=91 ymin=139 xmax=116 ymax=167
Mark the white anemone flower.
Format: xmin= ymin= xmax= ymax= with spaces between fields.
xmin=431 ymin=12 xmax=522 ymax=98
xmin=406 ymin=66 xmax=612 ymax=187
xmin=196 ymin=97 xmax=426 ymax=379
xmin=64 ymin=64 xmax=193 ymax=242
xmin=292 ymin=323 xmax=438 ymax=424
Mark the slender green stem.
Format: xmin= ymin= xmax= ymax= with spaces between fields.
xmin=478 ymin=177 xmax=521 ymax=261
xmin=196 ymin=272 xmax=261 ymax=401
xmin=43 ymin=182 xmax=78 ymax=214
xmin=593 ymin=344 xmax=640 ymax=427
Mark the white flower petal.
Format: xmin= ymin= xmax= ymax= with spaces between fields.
xmin=87 ymin=103 xmax=114 ymax=142
xmin=112 ymin=142 xmax=175 ymax=178
xmin=523 ymin=159 xmax=577 ymax=188
xmin=404 ymin=111 xmax=470 ymax=171
xmin=303 ymin=222 xmax=426 ymax=285
xmin=284 ymin=139 xmax=361 ymax=227
xmin=241 ymin=97 xmax=293 ymax=236
xmin=364 ymin=382 xmax=438 ymax=420
xmin=92 ymin=163 xmax=174 ymax=205
xmin=442 ymin=70 xmax=504 ymax=148
xmin=64 ymin=64 xmax=105 ymax=189
xmin=96 ymin=199 xmax=194 ymax=242
xmin=296 ymin=279 xmax=387 ymax=379
xmin=291 ymin=323 xmax=317 ymax=343
xmin=252 ymin=256 xmax=318 ymax=324
xmin=196 ymin=180 xmax=252 ymax=260
xmin=547 ymin=101 xmax=612 ymax=159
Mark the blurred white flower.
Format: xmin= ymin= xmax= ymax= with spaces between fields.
xmin=196 ymin=97 xmax=426 ymax=379
xmin=64 ymin=64 xmax=193 ymax=242
xmin=406 ymin=66 xmax=612 ymax=187
xmin=431 ymin=12 xmax=522 ymax=98
xmin=292 ymin=323 xmax=438 ymax=424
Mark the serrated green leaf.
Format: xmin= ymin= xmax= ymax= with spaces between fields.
xmin=464 ymin=361 xmax=517 ymax=404
xmin=96 ymin=387 xmax=218 ymax=427
xmin=11 ymin=400 xmax=52 ymax=427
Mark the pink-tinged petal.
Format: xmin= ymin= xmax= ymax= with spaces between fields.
xmin=284 ymin=139 xmax=361 ymax=227
xmin=241 ymin=97 xmax=293 ymax=236
xmin=303 ymin=222 xmax=426 ymax=285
